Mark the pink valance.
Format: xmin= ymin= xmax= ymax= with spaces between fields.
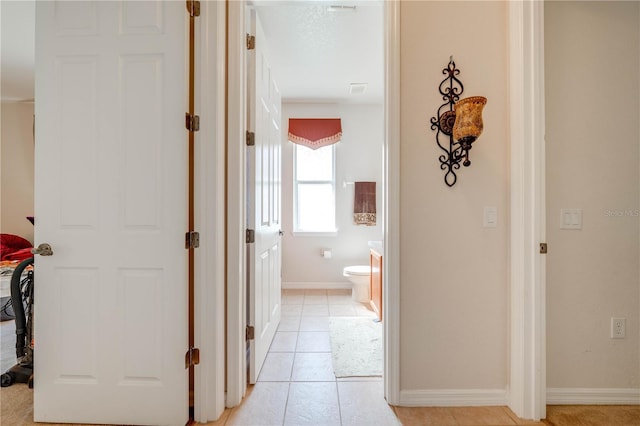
xmin=288 ymin=118 xmax=342 ymax=150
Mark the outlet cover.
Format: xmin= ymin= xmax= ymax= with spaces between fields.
xmin=611 ymin=317 xmax=626 ymax=339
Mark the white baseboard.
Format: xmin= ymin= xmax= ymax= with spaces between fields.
xmin=546 ymin=388 xmax=640 ymax=405
xmin=398 ymin=388 xmax=509 ymax=407
xmin=282 ymin=281 xmax=351 ymax=290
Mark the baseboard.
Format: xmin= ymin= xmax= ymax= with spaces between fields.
xmin=282 ymin=281 xmax=351 ymax=290
xmin=398 ymin=388 xmax=509 ymax=407
xmin=546 ymin=388 xmax=640 ymax=405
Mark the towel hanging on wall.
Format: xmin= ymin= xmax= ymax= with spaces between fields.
xmin=353 ymin=182 xmax=376 ymax=226
xmin=288 ymin=118 xmax=342 ymax=150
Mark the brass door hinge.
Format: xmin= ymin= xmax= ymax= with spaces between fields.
xmin=185 ymin=347 xmax=200 ymax=368
xmin=186 ymin=0 xmax=200 ymax=17
xmin=185 ymin=113 xmax=200 ymax=132
xmin=246 ymin=131 xmax=255 ymax=146
xmin=540 ymin=243 xmax=548 ymax=254
xmin=246 ymin=34 xmax=255 ymax=50
xmin=246 ymin=326 xmax=255 ymax=341
xmin=246 ymin=229 xmax=255 ymax=244
xmin=185 ymin=231 xmax=200 ymax=249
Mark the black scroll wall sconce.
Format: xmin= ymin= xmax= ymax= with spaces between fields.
xmin=430 ymin=57 xmax=487 ymax=187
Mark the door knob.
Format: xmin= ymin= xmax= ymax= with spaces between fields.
xmin=31 ymin=243 xmax=53 ymax=256
xmin=278 ymin=230 xmax=284 ymax=236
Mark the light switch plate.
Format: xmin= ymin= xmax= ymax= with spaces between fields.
xmin=560 ymin=208 xmax=582 ymax=230
xmin=483 ymin=207 xmax=497 ymax=228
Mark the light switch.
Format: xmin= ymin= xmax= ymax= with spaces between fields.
xmin=560 ymin=208 xmax=582 ymax=230
xmin=483 ymin=207 xmax=497 ymax=228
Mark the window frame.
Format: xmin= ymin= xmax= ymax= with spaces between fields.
xmin=292 ymin=143 xmax=337 ymax=235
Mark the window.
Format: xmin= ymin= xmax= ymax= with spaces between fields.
xmin=293 ymin=144 xmax=336 ymax=233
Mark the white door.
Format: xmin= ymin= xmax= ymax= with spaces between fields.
xmin=33 ymin=2 xmax=188 ymax=424
xmin=247 ymin=10 xmax=282 ymax=384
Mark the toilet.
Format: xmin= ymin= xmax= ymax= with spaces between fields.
xmin=343 ymin=265 xmax=371 ymax=303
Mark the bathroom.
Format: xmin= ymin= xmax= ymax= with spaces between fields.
xmin=244 ymin=0 xmax=385 ymax=312
xmin=281 ymin=102 xmax=384 ymax=304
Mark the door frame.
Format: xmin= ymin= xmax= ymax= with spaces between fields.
xmin=225 ymin=0 xmax=249 ymax=408
xmin=193 ymin=1 xmax=227 ymax=422
xmin=384 ymin=0 xmax=401 ymax=406
xmin=195 ymin=0 xmax=547 ymax=422
xmin=508 ymin=0 xmax=546 ymax=421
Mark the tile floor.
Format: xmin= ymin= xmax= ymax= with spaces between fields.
xmin=220 ymin=288 xmax=396 ymax=426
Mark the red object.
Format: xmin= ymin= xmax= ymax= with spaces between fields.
xmin=0 ymin=233 xmax=33 ymax=261
xmin=288 ymin=118 xmax=342 ymax=149
xmin=3 ymin=247 xmax=34 ymax=261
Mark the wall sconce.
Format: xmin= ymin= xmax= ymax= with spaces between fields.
xmin=430 ymin=57 xmax=487 ymax=187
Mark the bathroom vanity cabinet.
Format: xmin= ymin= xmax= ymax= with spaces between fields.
xmin=370 ymin=248 xmax=382 ymax=321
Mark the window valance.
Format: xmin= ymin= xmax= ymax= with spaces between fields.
xmin=288 ymin=118 xmax=342 ymax=150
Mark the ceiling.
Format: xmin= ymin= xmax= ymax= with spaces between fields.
xmin=254 ymin=1 xmax=383 ymax=104
xmin=0 ymin=1 xmax=383 ymax=105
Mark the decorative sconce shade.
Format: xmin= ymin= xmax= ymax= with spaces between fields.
xmin=430 ymin=57 xmax=488 ymax=186
xmin=453 ymin=96 xmax=487 ymax=144
xmin=453 ymin=96 xmax=487 ymax=167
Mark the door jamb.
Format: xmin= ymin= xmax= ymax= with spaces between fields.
xmin=225 ymin=0 xmax=248 ymax=408
xmin=194 ymin=1 xmax=228 ymax=422
xmin=507 ymin=0 xmax=546 ymax=421
xmin=384 ymin=0 xmax=401 ymax=406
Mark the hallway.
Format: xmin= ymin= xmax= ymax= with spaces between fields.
xmin=211 ymin=289 xmax=539 ymax=426
xmin=1 ymin=290 xmax=638 ymax=424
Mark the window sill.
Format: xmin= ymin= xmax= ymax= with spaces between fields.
xmin=292 ymin=230 xmax=338 ymax=237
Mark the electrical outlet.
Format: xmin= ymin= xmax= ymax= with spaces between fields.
xmin=611 ymin=317 xmax=626 ymax=339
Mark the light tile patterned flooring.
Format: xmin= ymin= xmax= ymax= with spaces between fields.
xmin=210 ymin=289 xmax=543 ymax=426
xmin=217 ymin=288 xmax=397 ymax=426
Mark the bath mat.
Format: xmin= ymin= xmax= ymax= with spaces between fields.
xmin=328 ymin=317 xmax=382 ymax=377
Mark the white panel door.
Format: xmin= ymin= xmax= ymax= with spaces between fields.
xmin=33 ymin=2 xmax=188 ymax=424
xmin=247 ymin=10 xmax=282 ymax=384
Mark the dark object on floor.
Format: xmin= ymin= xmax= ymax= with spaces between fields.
xmin=1 ymin=257 xmax=34 ymax=388
xmin=1 ymin=296 xmax=16 ymax=321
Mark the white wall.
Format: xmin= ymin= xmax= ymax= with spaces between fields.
xmin=545 ymin=1 xmax=640 ymax=392
xmin=1 ymin=102 xmax=35 ymax=243
xmin=399 ymin=1 xmax=510 ymax=392
xmin=281 ymin=102 xmax=383 ymax=285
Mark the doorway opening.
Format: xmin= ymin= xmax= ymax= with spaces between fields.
xmin=224 ymin=0 xmax=400 ymax=414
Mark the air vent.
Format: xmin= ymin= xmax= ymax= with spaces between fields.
xmin=349 ymin=83 xmax=367 ymax=95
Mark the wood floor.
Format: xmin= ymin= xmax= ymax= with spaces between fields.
xmin=542 ymin=405 xmax=640 ymax=426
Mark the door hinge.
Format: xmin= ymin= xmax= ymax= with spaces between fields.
xmin=185 ymin=231 xmax=200 ymax=249
xmin=246 ymin=325 xmax=255 ymax=341
xmin=246 ymin=229 xmax=255 ymax=244
xmin=185 ymin=113 xmax=200 ymax=132
xmin=246 ymin=131 xmax=255 ymax=146
xmin=186 ymin=0 xmax=200 ymax=17
xmin=246 ymin=34 xmax=255 ymax=50
xmin=540 ymin=243 xmax=548 ymax=254
xmin=185 ymin=347 xmax=200 ymax=368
